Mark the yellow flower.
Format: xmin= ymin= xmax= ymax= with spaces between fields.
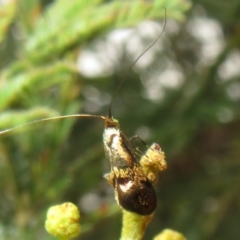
xmin=45 ymin=202 xmax=80 ymax=239
xmin=153 ymin=229 xmax=186 ymax=240
xmin=140 ymin=143 xmax=167 ymax=184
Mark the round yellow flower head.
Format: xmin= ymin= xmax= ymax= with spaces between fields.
xmin=140 ymin=143 xmax=167 ymax=184
xmin=45 ymin=202 xmax=80 ymax=239
xmin=153 ymin=229 xmax=186 ymax=240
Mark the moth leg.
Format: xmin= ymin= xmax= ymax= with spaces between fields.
xmin=129 ymin=135 xmax=149 ymax=149
xmin=130 ymin=135 xmax=163 ymax=161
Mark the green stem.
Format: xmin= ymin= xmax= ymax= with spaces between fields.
xmin=120 ymin=210 xmax=153 ymax=240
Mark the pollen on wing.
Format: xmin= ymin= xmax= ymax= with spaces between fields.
xmin=140 ymin=143 xmax=167 ymax=184
xmin=138 ymin=193 xmax=149 ymax=206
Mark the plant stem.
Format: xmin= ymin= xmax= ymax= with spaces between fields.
xmin=120 ymin=210 xmax=154 ymax=240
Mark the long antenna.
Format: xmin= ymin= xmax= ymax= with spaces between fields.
xmin=0 ymin=114 xmax=105 ymax=135
xmin=108 ymin=8 xmax=167 ymax=118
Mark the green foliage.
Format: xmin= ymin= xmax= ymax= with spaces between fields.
xmin=0 ymin=0 xmax=190 ymax=239
xmin=1 ymin=0 xmax=240 ymax=239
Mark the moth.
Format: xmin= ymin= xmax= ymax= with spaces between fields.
xmin=0 ymin=14 xmax=167 ymax=216
xmin=103 ymin=117 xmax=157 ymax=215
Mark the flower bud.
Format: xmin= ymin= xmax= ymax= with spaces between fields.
xmin=45 ymin=202 xmax=80 ymax=239
xmin=154 ymin=229 xmax=186 ymax=240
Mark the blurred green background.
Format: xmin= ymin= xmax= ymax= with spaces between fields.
xmin=0 ymin=0 xmax=240 ymax=239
